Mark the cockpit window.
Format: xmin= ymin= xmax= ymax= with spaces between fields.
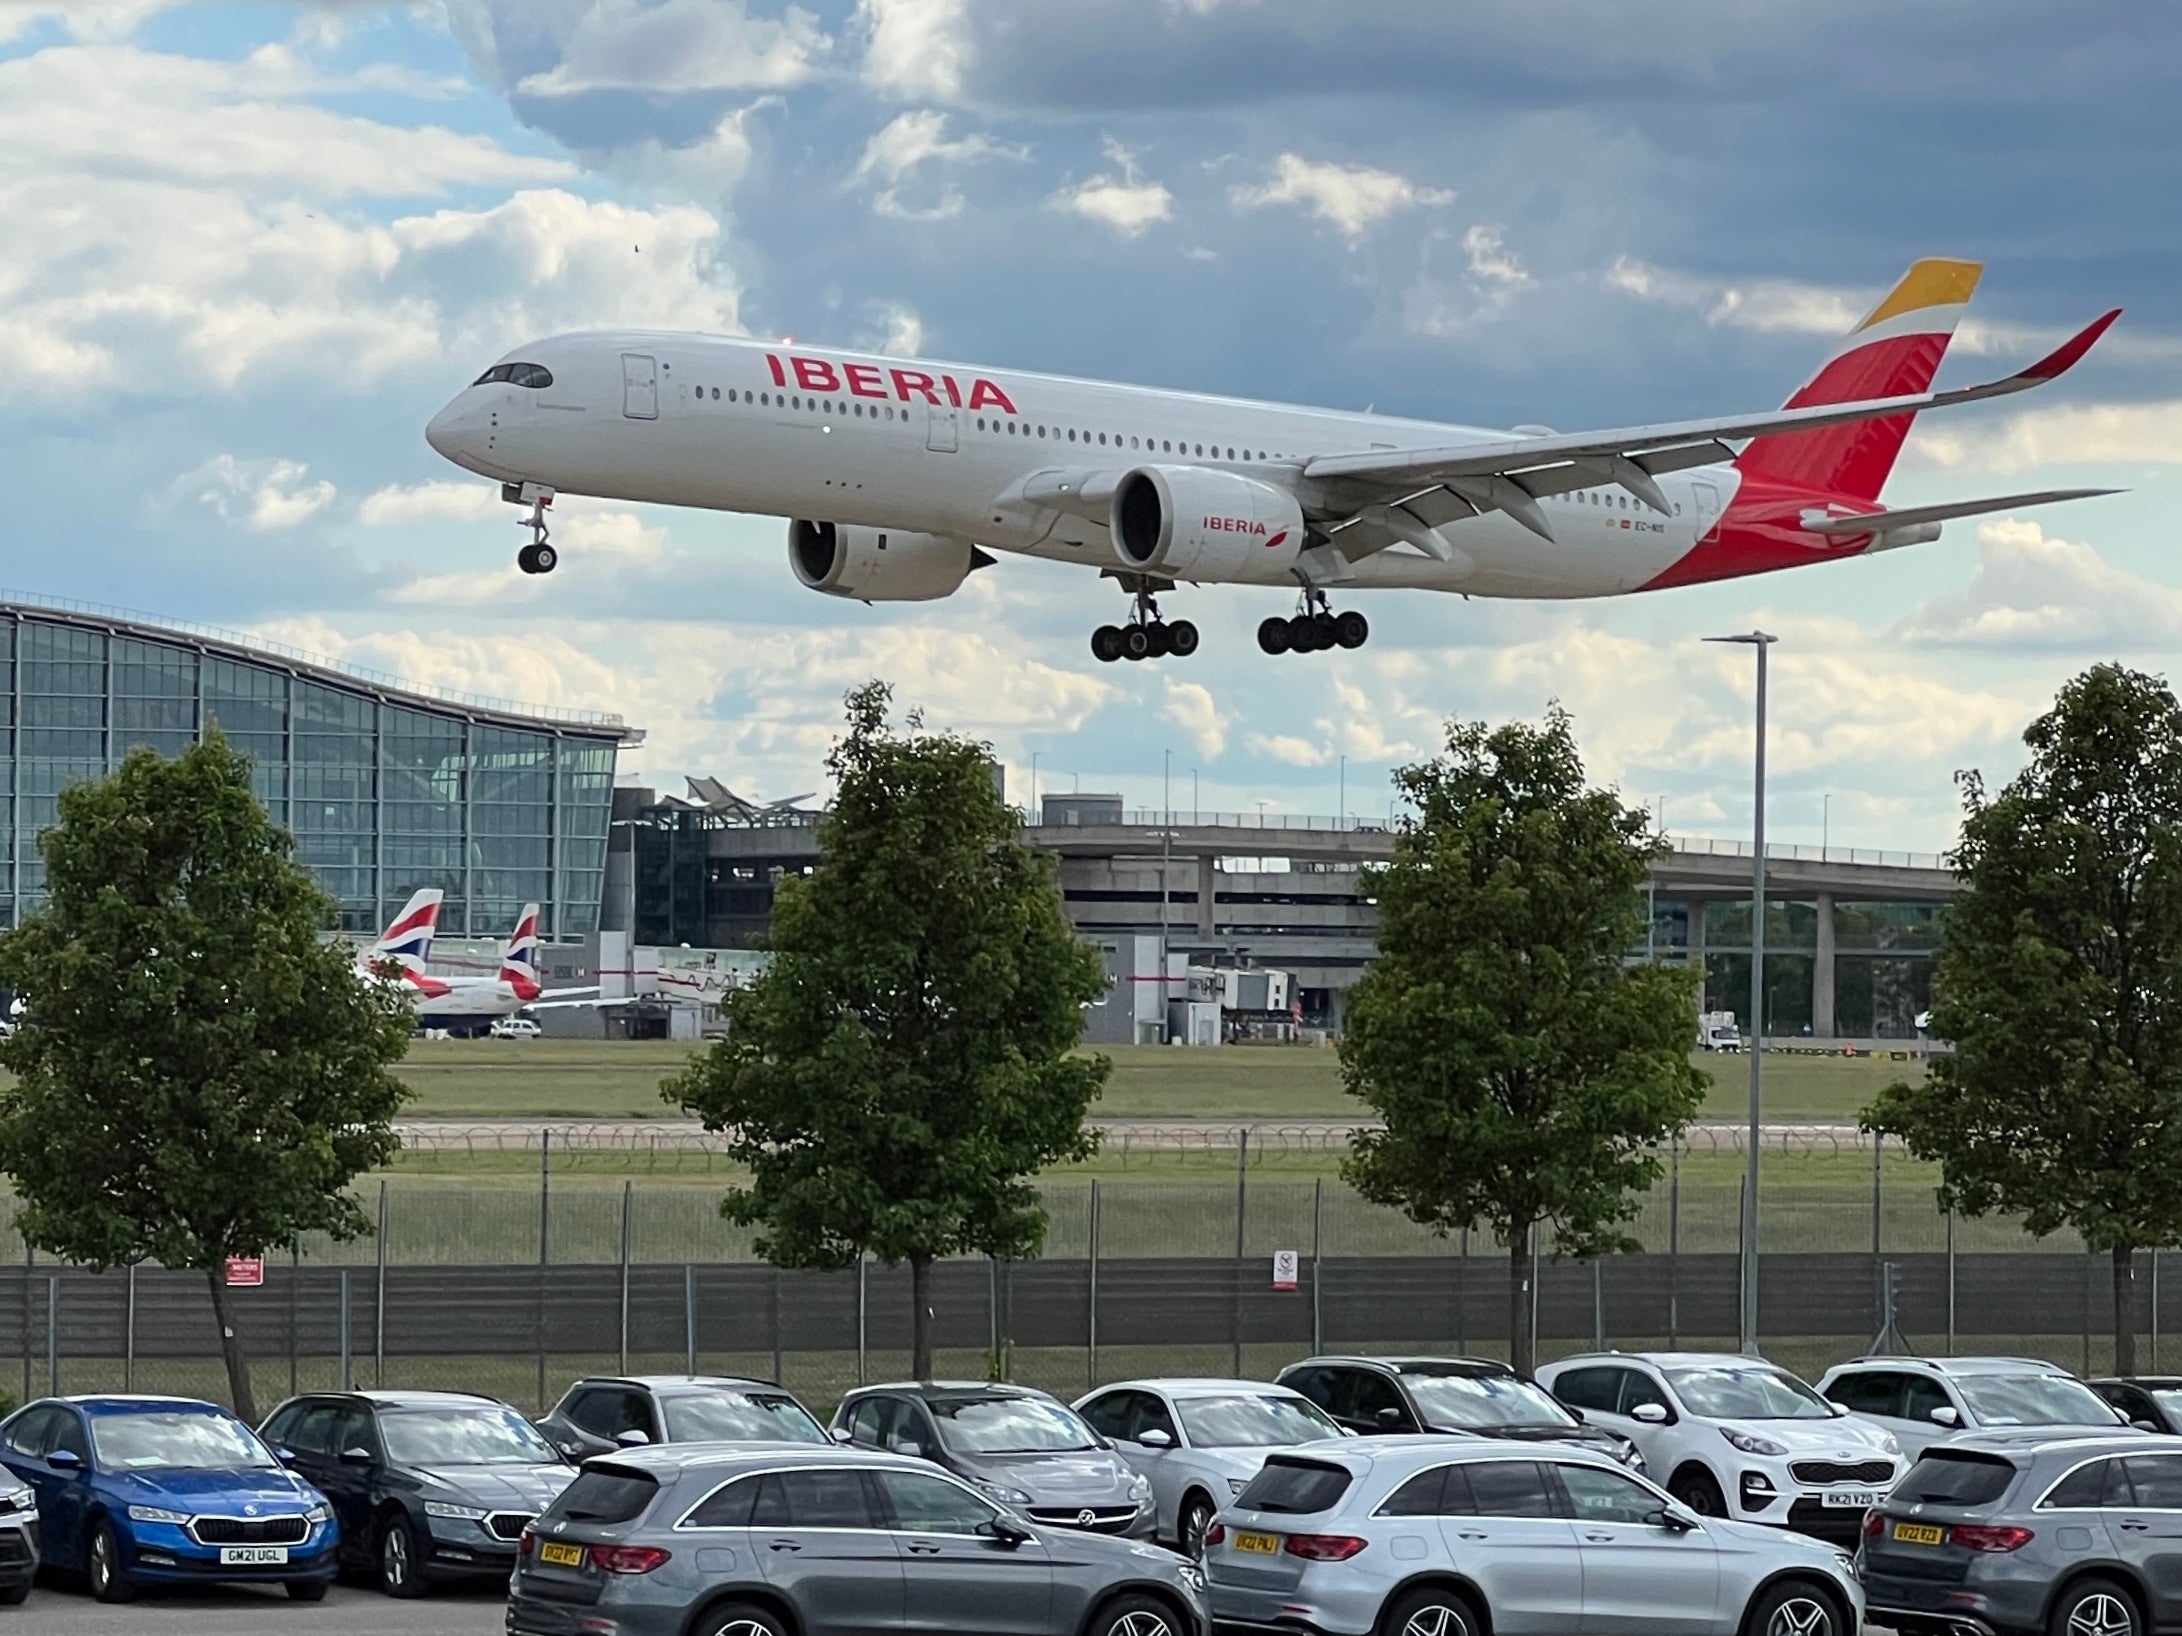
xmin=473 ymin=362 xmax=553 ymax=389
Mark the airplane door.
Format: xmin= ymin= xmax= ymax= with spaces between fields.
xmin=622 ymin=353 xmax=659 ymax=420
xmin=926 ymin=406 xmax=958 ymax=453
xmin=1690 ymin=480 xmax=1722 ymax=540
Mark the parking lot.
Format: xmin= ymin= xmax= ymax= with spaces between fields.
xmin=15 ymin=1582 xmax=508 ymax=1635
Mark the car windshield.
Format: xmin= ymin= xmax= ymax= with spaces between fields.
xmin=2153 ymin=1390 xmax=2182 ymax=1422
xmin=931 ymin=1397 xmax=1095 ymax=1454
xmin=91 ymin=1411 xmax=276 ymax=1471
xmin=1667 ymin=1367 xmax=1835 ymax=1420
xmin=1402 ymin=1371 xmax=1576 ymax=1431
xmin=662 ymin=1391 xmax=827 ymax=1445
xmin=1956 ymin=1374 xmax=2120 ymax=1427
xmin=1176 ymin=1395 xmax=1342 ymax=1448
xmin=380 ymin=1407 xmax=561 ymax=1467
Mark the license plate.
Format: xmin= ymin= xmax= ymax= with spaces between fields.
xmin=1233 ymin=1531 xmax=1280 ymax=1555
xmin=219 ymin=1546 xmax=289 ymax=1566
xmin=1892 ymin=1522 xmax=1946 ymax=1546
xmin=539 ymin=1540 xmax=586 ymax=1568
xmin=1822 ymin=1489 xmax=1886 ymax=1508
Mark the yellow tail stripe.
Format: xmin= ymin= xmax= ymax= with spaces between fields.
xmin=1858 ymin=257 xmax=1983 ymax=331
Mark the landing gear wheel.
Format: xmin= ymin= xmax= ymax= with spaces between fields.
xmin=1145 ymin=623 xmax=1173 ymax=658
xmin=88 ymin=1517 xmax=135 ymax=1604
xmin=1091 ymin=625 xmax=1125 ymax=663
xmin=1257 ymin=617 xmax=1291 ymax=655
xmin=1121 ymin=625 xmax=1154 ymax=661
xmin=1313 ymin=611 xmax=1338 ymax=648
xmin=1334 ymin=610 xmax=1370 ymax=650
xmin=1165 ymin=620 xmax=1199 ymax=657
xmin=1287 ymin=613 xmax=1319 ymax=653
xmin=531 ymin=541 xmax=557 ymax=573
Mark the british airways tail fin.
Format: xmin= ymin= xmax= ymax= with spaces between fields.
xmin=498 ymin=903 xmax=543 ymax=1001
xmin=1736 ymin=257 xmax=1982 ymax=502
xmin=368 ymin=889 xmax=443 ymax=975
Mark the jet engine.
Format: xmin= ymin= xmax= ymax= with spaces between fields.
xmin=1111 ymin=466 xmax=1306 ymax=581
xmin=789 ymin=521 xmax=993 ymax=602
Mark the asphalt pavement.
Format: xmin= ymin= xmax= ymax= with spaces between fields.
xmin=8 ymin=1580 xmax=508 ymax=1634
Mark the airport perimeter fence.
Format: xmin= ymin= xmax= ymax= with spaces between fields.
xmin=1 ymin=1145 xmax=2171 ymax=1418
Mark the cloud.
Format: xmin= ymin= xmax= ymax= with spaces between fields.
xmin=0 ymin=1 xmax=176 ymax=43
xmin=381 ymin=506 xmax=675 ymax=607
xmin=1161 ymin=679 xmax=1229 ymax=757
xmin=1896 ymin=518 xmax=2182 ymax=650
xmin=866 ymin=301 xmax=927 ymax=355
xmin=1230 ymin=152 xmax=1453 ymax=238
xmin=845 ymin=109 xmax=1026 ymax=220
xmin=855 ymin=0 xmax=973 ymax=101
xmin=357 ymin=481 xmax=504 ymax=527
xmin=167 ymin=454 xmax=335 ymax=532
xmin=1462 ymin=224 xmax=1528 ymax=289
xmin=1247 ymin=731 xmax=1329 ymax=767
xmin=1909 ymin=400 xmax=2182 ymax=475
xmin=1051 ymin=140 xmax=1174 ymax=239
xmin=515 ymin=0 xmax=831 ymax=96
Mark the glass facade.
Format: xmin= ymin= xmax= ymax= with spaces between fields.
xmin=0 ymin=611 xmax=624 ymax=937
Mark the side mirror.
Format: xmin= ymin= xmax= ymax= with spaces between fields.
xmin=47 ymin=1450 xmax=82 ymax=1471
xmin=2134 ymin=1419 xmax=2160 ymax=1433
xmin=1928 ymin=1406 xmax=1960 ymax=1427
xmin=614 ymin=1430 xmax=652 ymax=1448
xmin=1645 ymin=1507 xmax=1698 ymax=1534
xmin=339 ymin=1447 xmax=374 ymax=1466
xmin=981 ymin=1518 xmax=1032 ymax=1549
xmin=829 ymin=1426 xmax=855 ymax=1444
xmin=1138 ymin=1428 xmax=1174 ymax=1449
xmin=275 ymin=1448 xmax=300 ymax=1468
xmin=1375 ymin=1406 xmax=1405 ymax=1427
xmin=1631 ymin=1403 xmax=1669 ymax=1425
xmin=1567 ymin=1407 xmax=1588 ymax=1424
xmin=888 ymin=1437 xmax=927 ymax=1458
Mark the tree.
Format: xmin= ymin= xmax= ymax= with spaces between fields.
xmin=1339 ymin=708 xmax=1703 ymax=1374
xmin=0 ymin=732 xmax=413 ymax=1421
xmin=667 ymin=682 xmax=1109 ymax=1378
xmin=1865 ymin=664 xmax=2182 ymax=1375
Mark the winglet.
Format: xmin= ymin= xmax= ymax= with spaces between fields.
xmin=2017 ymin=309 xmax=2122 ymax=383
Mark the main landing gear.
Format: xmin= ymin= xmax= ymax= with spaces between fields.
xmin=507 ymin=483 xmax=557 ymax=575
xmin=1091 ymin=587 xmax=1198 ymax=664
xmin=1258 ymin=590 xmax=1368 ymax=656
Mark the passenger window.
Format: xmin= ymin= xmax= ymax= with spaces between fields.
xmin=1378 ymin=1468 xmax=1447 ymax=1517
xmin=2125 ymin=1454 xmax=2182 ymax=1509
xmin=1077 ymin=1393 xmax=1132 ymax=1441
xmin=3 ymin=1408 xmax=54 ymax=1457
xmin=1825 ymin=1373 xmax=1903 ymax=1418
xmin=2044 ymin=1459 xmax=2115 ymax=1509
xmin=687 ymin=1475 xmax=760 ymax=1528
xmin=879 ymin=1471 xmax=1000 ymax=1534
xmin=711 ymin=387 xmax=721 ymax=400
xmin=765 ymin=1469 xmax=878 ymax=1528
xmin=1466 ymin=1461 xmax=1558 ymax=1519
xmin=286 ymin=1403 xmax=341 ymax=1455
xmin=1557 ymin=1464 xmax=1662 ymax=1526
xmin=1620 ymin=1371 xmax=1670 ymax=1418
xmin=846 ymin=1399 xmax=889 ymax=1447
xmin=1902 ymin=1377 xmax=1954 ymax=1423
xmin=1549 ymin=1368 xmax=1618 ymax=1415
xmin=48 ymin=1413 xmax=89 ymax=1465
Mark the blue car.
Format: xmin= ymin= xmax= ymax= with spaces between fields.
xmin=0 ymin=1394 xmax=337 ymax=1603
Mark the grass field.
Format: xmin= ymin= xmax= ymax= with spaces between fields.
xmin=395 ymin=1038 xmax=1928 ymax=1124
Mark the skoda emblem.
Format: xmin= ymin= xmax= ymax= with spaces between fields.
xmin=244 ymin=1504 xmax=258 ymax=1517
xmin=1077 ymin=1509 xmax=1096 ymax=1527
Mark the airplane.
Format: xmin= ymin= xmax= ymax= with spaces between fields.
xmin=423 ymin=258 xmax=2122 ymax=663
xmin=357 ymin=894 xmax=600 ymax=1035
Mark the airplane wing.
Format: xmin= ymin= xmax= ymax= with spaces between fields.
xmin=1803 ymin=488 xmax=2123 ymax=537
xmin=1303 ymin=310 xmax=2120 ymax=541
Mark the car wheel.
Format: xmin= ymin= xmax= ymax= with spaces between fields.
xmin=378 ymin=1511 xmax=429 ymax=1599
xmin=1093 ymin=1592 xmax=1185 ymax=1636
xmin=0 ymin=1581 xmax=28 ymax=1606
xmin=2050 ymin=1577 xmax=2142 ymax=1636
xmin=1179 ymin=1492 xmax=1216 ymax=1559
xmin=1381 ymin=1584 xmax=1481 ymax=1636
xmin=697 ymin=1602 xmax=790 ymax=1636
xmin=1743 ymin=1578 xmax=1844 ymax=1636
xmin=286 ymin=1579 xmax=330 ymax=1602
xmin=87 ymin=1517 xmax=134 ymax=1604
xmin=1669 ymin=1466 xmax=1728 ymax=1517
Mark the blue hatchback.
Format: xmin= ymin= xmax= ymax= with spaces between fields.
xmin=0 ymin=1395 xmax=337 ymax=1602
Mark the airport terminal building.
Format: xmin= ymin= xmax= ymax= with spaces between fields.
xmin=0 ymin=598 xmax=637 ymax=940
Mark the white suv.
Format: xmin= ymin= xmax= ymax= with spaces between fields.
xmin=1814 ymin=1354 xmax=2132 ymax=1459
xmin=1536 ymin=1351 xmax=1902 ymax=1545
xmin=489 ymin=1015 xmax=543 ymax=1039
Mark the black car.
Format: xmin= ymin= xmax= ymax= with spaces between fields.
xmin=1275 ymin=1355 xmax=1647 ymax=1470
xmin=260 ymin=1389 xmax=574 ymax=1597
xmin=2088 ymin=1374 xmax=2182 ymax=1432
xmin=535 ymin=1375 xmax=830 ymax=1463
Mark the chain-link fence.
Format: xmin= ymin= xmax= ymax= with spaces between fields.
xmin=3 ymin=1141 xmax=2168 ymax=1417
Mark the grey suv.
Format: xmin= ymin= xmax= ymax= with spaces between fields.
xmin=536 ymin=1376 xmax=829 ymax=1463
xmin=832 ymin=1383 xmax=1155 ymax=1539
xmin=505 ymin=1444 xmax=1208 ymax=1636
xmin=1859 ymin=1432 xmax=2182 ymax=1636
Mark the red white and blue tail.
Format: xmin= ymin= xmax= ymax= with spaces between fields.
xmin=366 ymin=889 xmax=443 ymax=978
xmin=498 ymin=903 xmax=543 ymax=1002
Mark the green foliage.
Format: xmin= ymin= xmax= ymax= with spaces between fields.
xmin=0 ymin=732 xmax=414 ymax=1415
xmin=1865 ymin=665 xmax=2182 ymax=1369
xmin=666 ymin=683 xmax=1110 ymax=1371
xmin=1339 ymin=708 xmax=1703 ymax=1368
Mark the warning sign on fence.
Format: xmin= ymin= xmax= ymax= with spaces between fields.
xmin=224 ymin=1256 xmax=264 ymax=1288
xmin=1272 ymin=1249 xmax=1299 ymax=1291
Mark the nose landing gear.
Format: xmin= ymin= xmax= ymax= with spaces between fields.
xmin=1092 ymin=586 xmax=1198 ymax=664
xmin=506 ymin=483 xmax=557 ymax=575
xmin=1258 ymin=591 xmax=1368 ymax=655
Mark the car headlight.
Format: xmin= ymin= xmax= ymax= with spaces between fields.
xmin=1227 ymin=1476 xmax=1248 ymax=1495
xmin=424 ymin=1502 xmax=489 ymax=1522
xmin=1836 ymin=1551 xmax=1861 ymax=1583
xmin=1877 ymin=1431 xmax=1902 ymax=1456
xmin=974 ymin=1480 xmax=1034 ymax=1507
xmin=304 ymin=1505 xmax=331 ymax=1525
xmin=127 ymin=1505 xmax=191 ymax=1526
xmin=1177 ymin=1563 xmax=1207 ymax=1595
xmin=1721 ymin=1427 xmax=1789 ymax=1457
xmin=1127 ymin=1474 xmax=1152 ymax=1504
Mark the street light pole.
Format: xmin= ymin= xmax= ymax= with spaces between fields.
xmin=1030 ymin=751 xmax=1041 ymax=820
xmin=1161 ymin=750 xmax=1172 ymax=1044
xmin=1707 ymin=629 xmax=1778 ymax=1356
xmin=1823 ymin=793 xmax=1831 ymax=860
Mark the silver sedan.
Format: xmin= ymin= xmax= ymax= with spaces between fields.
xmin=1075 ymin=1379 xmax=1345 ymax=1558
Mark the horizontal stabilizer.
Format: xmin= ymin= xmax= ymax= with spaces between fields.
xmin=1805 ymin=488 xmax=2123 ymax=536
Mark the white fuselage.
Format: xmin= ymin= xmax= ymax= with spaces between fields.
xmin=426 ymin=333 xmax=1741 ymax=600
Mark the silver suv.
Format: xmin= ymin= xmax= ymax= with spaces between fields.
xmin=507 ymin=1444 xmax=1207 ymax=1636
xmin=1859 ymin=1432 xmax=2182 ymax=1636
xmin=1204 ymin=1434 xmax=1862 ymax=1636
xmin=1816 ymin=1356 xmax=2131 ymax=1460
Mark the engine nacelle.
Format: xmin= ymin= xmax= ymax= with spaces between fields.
xmin=1111 ymin=466 xmax=1306 ymax=581
xmin=789 ymin=521 xmax=991 ymax=602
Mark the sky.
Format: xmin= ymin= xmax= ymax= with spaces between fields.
xmin=3 ymin=0 xmax=2180 ymax=853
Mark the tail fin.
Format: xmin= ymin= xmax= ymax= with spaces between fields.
xmin=1736 ymin=257 xmax=1982 ymax=502
xmin=498 ymin=903 xmax=542 ymax=1001
xmin=369 ymin=888 xmax=443 ymax=976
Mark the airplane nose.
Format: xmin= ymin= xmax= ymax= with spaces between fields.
xmin=425 ymin=398 xmax=473 ymax=463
